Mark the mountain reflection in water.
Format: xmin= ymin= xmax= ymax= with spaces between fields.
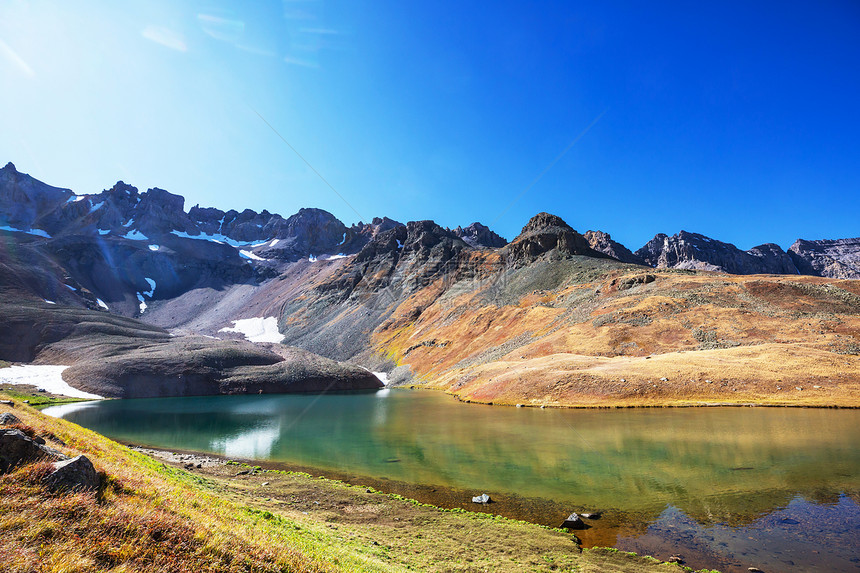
xmin=45 ymin=390 xmax=860 ymax=572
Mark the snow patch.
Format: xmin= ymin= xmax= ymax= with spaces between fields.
xmin=96 ymin=298 xmax=109 ymax=310
xmin=308 ymin=255 xmax=317 ymax=262
xmin=318 ymin=253 xmax=349 ymax=261
xmin=170 ymin=230 xmax=253 ymax=248
xmin=148 ymin=244 xmax=159 ymax=251
xmin=136 ymin=293 xmax=147 ymax=314
xmin=373 ymin=371 xmax=390 ymax=386
xmin=44 ymin=300 xmax=56 ymax=305
xmin=0 ymin=365 xmax=103 ymax=399
xmin=98 ymin=229 xmax=110 ymax=235
xmin=0 ymin=225 xmax=52 ymax=238
xmin=143 ymin=278 xmax=156 ymax=297
xmin=396 ymin=239 xmax=403 ymax=249
xmin=269 ymin=239 xmax=279 ymax=247
xmin=122 ymin=229 xmax=149 ymax=241
xmin=122 ymin=218 xmax=134 ymax=227
xmin=218 ymin=317 xmax=284 ymax=343
xmin=338 ymin=232 xmax=347 ymax=245
xmin=64 ymin=284 xmax=77 ymax=291
xmin=239 ymin=249 xmax=266 ymax=261
xmin=88 ymin=201 xmax=104 ymax=214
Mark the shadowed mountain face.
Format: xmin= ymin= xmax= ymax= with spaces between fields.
xmin=0 ymin=301 xmax=381 ymax=397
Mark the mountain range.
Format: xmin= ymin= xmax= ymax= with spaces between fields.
xmin=1 ymin=161 xmax=859 ymax=405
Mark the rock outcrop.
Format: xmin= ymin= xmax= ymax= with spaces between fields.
xmin=503 ymin=213 xmax=607 ymax=264
xmin=584 ymin=230 xmax=646 ymax=265
xmin=0 ymin=162 xmax=73 ymax=234
xmin=453 ymin=222 xmax=507 ymax=248
xmin=635 ymin=231 xmax=799 ymax=275
xmin=789 ymin=238 xmax=860 ymax=279
xmin=1 ymin=428 xmax=67 ymax=473
xmin=43 ymin=455 xmax=100 ymax=492
xmin=0 ymin=413 xmax=22 ymax=425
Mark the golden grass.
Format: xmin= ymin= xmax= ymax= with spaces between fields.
xmin=0 ymin=403 xmax=386 ymax=573
xmin=372 ymin=269 xmax=860 ymax=407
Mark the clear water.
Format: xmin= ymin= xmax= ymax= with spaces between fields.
xmin=45 ymin=390 xmax=860 ymax=572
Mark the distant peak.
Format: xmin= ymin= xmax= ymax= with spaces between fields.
xmin=519 ymin=212 xmax=573 ymax=236
xmin=454 ymin=221 xmax=507 ymax=248
xmin=2 ymin=162 xmax=16 ymax=172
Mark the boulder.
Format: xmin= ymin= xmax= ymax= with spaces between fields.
xmin=471 ymin=493 xmax=491 ymax=504
xmin=0 ymin=429 xmax=66 ymax=472
xmin=0 ymin=412 xmax=22 ymax=425
xmin=43 ymin=454 xmax=100 ymax=492
xmin=561 ymin=512 xmax=587 ymax=529
xmin=581 ymin=511 xmax=601 ymax=519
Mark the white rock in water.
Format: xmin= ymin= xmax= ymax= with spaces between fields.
xmin=471 ymin=493 xmax=491 ymax=504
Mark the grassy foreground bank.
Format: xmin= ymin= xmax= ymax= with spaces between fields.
xmin=0 ymin=393 xmax=711 ymax=573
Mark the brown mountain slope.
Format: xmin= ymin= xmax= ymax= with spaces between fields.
xmin=366 ymin=265 xmax=860 ymax=406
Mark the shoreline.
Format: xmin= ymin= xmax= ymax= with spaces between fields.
xmin=401 ymin=382 xmax=860 ymax=409
xmin=128 ymin=443 xmax=735 ymax=571
xmin=14 ymin=383 xmax=860 ymax=572
xmin=2 ymin=394 xmax=697 ymax=572
xmin=5 ymin=359 xmax=859 ymax=409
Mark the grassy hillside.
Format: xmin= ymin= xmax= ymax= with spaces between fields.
xmin=368 ymin=261 xmax=860 ymax=406
xmin=0 ymin=395 xmax=699 ymax=572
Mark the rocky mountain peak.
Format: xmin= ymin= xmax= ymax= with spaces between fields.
xmin=789 ymin=238 xmax=860 ymax=279
xmin=139 ymin=187 xmax=185 ymax=213
xmin=370 ymin=216 xmax=405 ymax=233
xmin=636 ymin=231 xmax=802 ymax=275
xmin=0 ymin=163 xmax=73 ymax=232
xmin=519 ymin=212 xmax=574 ymax=236
xmin=584 ymin=230 xmax=646 ymax=265
xmin=505 ymin=212 xmax=602 ymax=264
xmin=105 ymin=181 xmax=139 ymax=199
xmin=453 ymin=222 xmax=507 ymax=248
xmin=133 ymin=187 xmax=192 ymax=236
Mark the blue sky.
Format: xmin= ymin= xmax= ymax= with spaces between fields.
xmin=0 ymin=1 xmax=858 ymax=251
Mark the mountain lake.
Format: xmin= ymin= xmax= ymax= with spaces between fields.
xmin=44 ymin=389 xmax=860 ymax=572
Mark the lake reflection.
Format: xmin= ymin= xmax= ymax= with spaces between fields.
xmin=45 ymin=390 xmax=860 ymax=572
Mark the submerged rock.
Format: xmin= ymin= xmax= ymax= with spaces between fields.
xmin=561 ymin=512 xmax=587 ymax=530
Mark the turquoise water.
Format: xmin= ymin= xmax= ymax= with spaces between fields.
xmin=45 ymin=390 xmax=860 ymax=572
